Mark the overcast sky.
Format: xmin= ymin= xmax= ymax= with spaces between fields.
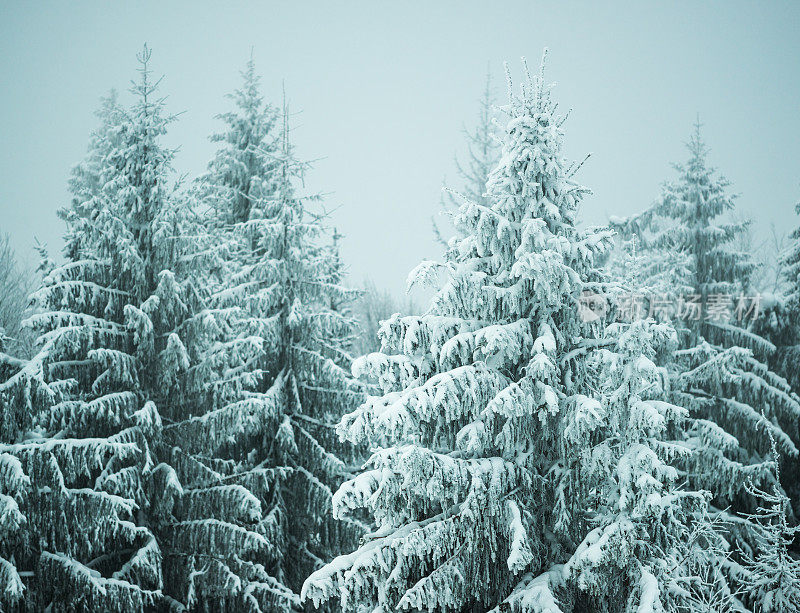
xmin=2 ymin=1 xmax=799 ymax=295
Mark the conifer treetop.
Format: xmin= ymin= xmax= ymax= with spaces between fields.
xmin=654 ymin=118 xmax=755 ymax=296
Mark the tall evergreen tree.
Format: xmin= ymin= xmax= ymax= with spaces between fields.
xmin=654 ymin=122 xmax=755 ymax=310
xmin=433 ymin=69 xmax=501 ymax=247
xmin=160 ymin=60 xmax=364 ymax=609
xmin=303 ymin=56 xmax=725 ymax=613
xmin=609 ymin=124 xmax=800 ymax=528
xmin=738 ymin=429 xmax=800 ymax=612
xmin=0 ymin=46 xmax=179 ymax=610
xmin=754 ymin=199 xmax=800 ymax=407
xmin=781 ymin=200 xmax=800 ymax=316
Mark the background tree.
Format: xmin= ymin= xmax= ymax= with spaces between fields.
xmin=432 ymin=68 xmax=501 ymax=247
xmin=608 ymin=125 xmax=800 ymax=532
xmin=157 ymin=60 xmax=366 ymax=609
xmin=0 ymin=234 xmax=36 ymax=358
xmin=0 ymin=46 xmax=180 ymax=610
xmin=350 ymin=279 xmax=416 ymax=357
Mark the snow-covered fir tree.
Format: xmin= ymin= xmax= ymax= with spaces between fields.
xmin=752 ymin=205 xmax=800 ymax=384
xmin=0 ymin=46 xmax=180 ymax=610
xmin=608 ymin=124 xmax=800 ymax=529
xmin=302 ymin=56 xmax=729 ymax=613
xmin=158 ymin=59 xmax=365 ymax=609
xmin=781 ymin=199 xmax=800 ymax=318
xmin=653 ymin=122 xmax=755 ymax=310
xmin=739 ymin=426 xmax=800 ymax=612
xmin=433 ymin=69 xmax=500 ymax=247
xmin=752 ymin=199 xmax=800 ymax=506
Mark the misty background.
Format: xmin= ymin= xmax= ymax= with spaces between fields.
xmin=2 ymin=1 xmax=799 ymax=296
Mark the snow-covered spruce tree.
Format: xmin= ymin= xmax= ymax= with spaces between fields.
xmin=649 ymin=122 xmax=758 ymax=342
xmin=0 ymin=46 xmax=180 ymax=610
xmin=157 ymin=61 xmax=364 ymax=609
xmin=738 ymin=426 xmax=800 ymax=612
xmin=432 ymin=69 xmax=500 ymax=247
xmin=752 ymin=201 xmax=800 ymax=391
xmin=609 ymin=124 xmax=800 ymax=522
xmin=302 ymin=57 xmax=724 ymax=613
xmin=535 ymin=319 xmax=736 ymax=612
xmin=610 ymin=121 xmax=757 ymax=336
xmin=780 ymin=200 xmax=800 ymax=320
xmin=0 ymin=234 xmax=37 ymax=359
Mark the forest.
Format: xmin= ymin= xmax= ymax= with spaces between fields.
xmin=1 ymin=45 xmax=799 ymax=613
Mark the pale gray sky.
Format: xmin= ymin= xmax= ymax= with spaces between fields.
xmin=2 ymin=1 xmax=799 ymax=295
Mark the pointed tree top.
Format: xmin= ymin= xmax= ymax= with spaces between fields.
xmin=243 ymin=48 xmax=257 ymax=84
xmin=137 ymin=43 xmax=152 ymax=69
xmin=503 ymin=49 xmax=552 ymax=113
xmin=687 ymin=114 xmax=709 ymax=162
xmin=238 ymin=50 xmax=262 ymax=105
xmin=136 ymin=43 xmax=152 ymax=89
xmin=131 ymin=43 xmax=163 ymax=107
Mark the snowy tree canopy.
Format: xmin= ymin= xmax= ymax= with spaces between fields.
xmin=608 ymin=123 xmax=800 ymax=531
xmin=0 ymin=45 xmax=179 ymax=610
xmin=149 ymin=58 xmax=368 ymax=610
xmin=1 ymin=43 xmax=798 ymax=613
xmin=302 ymin=55 xmax=735 ymax=613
